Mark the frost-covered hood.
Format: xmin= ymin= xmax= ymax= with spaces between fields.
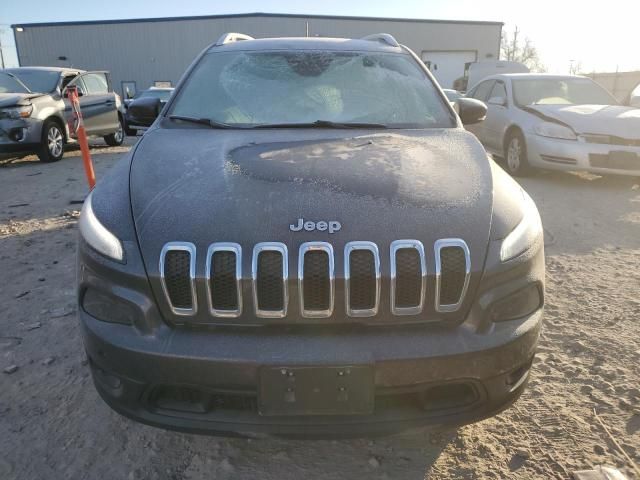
xmin=0 ymin=92 xmax=45 ymax=108
xmin=129 ymin=126 xmax=496 ymax=322
xmin=527 ymin=104 xmax=640 ymax=138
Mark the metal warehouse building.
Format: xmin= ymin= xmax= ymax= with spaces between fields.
xmin=12 ymin=12 xmax=502 ymax=95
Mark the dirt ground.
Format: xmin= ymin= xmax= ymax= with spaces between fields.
xmin=1 ymin=139 xmax=639 ymax=480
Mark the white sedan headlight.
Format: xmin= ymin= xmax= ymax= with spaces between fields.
xmin=533 ymin=122 xmax=577 ymax=140
xmin=500 ymin=190 xmax=543 ymax=262
xmin=79 ymin=192 xmax=124 ymax=262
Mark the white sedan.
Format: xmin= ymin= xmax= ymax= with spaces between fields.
xmin=465 ymin=74 xmax=640 ymax=176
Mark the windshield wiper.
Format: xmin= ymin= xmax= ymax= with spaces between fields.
xmin=252 ymin=120 xmax=389 ymax=129
xmin=168 ymin=115 xmax=235 ymax=129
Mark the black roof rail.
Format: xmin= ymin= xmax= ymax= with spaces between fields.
xmin=360 ymin=33 xmax=400 ymax=48
xmin=215 ymin=33 xmax=254 ymax=46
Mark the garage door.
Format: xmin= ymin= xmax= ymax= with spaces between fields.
xmin=421 ymin=51 xmax=477 ymax=89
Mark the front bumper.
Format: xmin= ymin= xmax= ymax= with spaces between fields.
xmin=525 ymin=133 xmax=640 ymax=176
xmin=81 ymin=307 xmax=541 ymax=437
xmin=0 ymin=118 xmax=43 ymax=155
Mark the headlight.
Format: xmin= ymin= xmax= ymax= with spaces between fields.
xmin=1 ymin=105 xmax=33 ymax=119
xmin=79 ymin=192 xmax=124 ymax=262
xmin=533 ymin=122 xmax=577 ymax=140
xmin=500 ymin=190 xmax=543 ymax=262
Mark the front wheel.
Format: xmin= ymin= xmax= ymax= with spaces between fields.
xmin=504 ymin=131 xmax=532 ymax=177
xmin=37 ymin=121 xmax=65 ymax=163
xmin=104 ymin=117 xmax=125 ymax=146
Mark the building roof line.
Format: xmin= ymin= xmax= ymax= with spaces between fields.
xmin=11 ymin=11 xmax=503 ymax=29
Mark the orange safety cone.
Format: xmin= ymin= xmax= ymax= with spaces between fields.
xmin=66 ymin=86 xmax=96 ymax=190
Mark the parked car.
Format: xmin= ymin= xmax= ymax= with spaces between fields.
xmin=78 ymin=33 xmax=544 ymax=437
xmin=0 ymin=67 xmax=125 ymax=162
xmin=453 ymin=61 xmax=529 ymax=93
xmin=124 ymin=87 xmax=174 ymax=135
xmin=629 ymin=83 xmax=640 ymax=108
xmin=465 ymin=73 xmax=640 ymax=176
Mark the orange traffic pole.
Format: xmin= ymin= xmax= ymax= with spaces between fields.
xmin=67 ymin=86 xmax=96 ymax=190
xmin=77 ymin=124 xmax=96 ymax=190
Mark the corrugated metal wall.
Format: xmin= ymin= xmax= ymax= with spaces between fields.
xmin=13 ymin=14 xmax=502 ymax=95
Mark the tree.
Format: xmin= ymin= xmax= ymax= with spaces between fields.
xmin=501 ymin=27 xmax=546 ymax=72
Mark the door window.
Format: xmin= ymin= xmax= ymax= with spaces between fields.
xmin=121 ymin=81 xmax=136 ymax=99
xmin=488 ymin=81 xmax=507 ymax=103
xmin=82 ymin=73 xmax=109 ymax=94
xmin=469 ymin=80 xmax=495 ymax=101
xmin=67 ymin=77 xmax=88 ymax=96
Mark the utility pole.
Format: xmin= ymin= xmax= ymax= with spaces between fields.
xmin=0 ymin=29 xmax=5 ymax=69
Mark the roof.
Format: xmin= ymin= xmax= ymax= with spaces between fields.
xmin=206 ymin=37 xmax=404 ymax=53
xmin=492 ymin=73 xmax=589 ymax=80
xmin=11 ymin=11 xmax=503 ymax=29
xmin=2 ymin=66 xmax=83 ymax=73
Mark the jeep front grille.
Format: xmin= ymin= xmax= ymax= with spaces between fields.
xmin=252 ymin=243 xmax=288 ymax=318
xmin=344 ymin=242 xmax=380 ymax=317
xmin=206 ymin=243 xmax=242 ymax=317
xmin=435 ymin=239 xmax=471 ymax=313
xmin=158 ymin=239 xmax=471 ymax=321
xmin=390 ymin=240 xmax=426 ymax=315
xmin=160 ymin=242 xmax=197 ymax=315
xmin=299 ymin=242 xmax=334 ymax=318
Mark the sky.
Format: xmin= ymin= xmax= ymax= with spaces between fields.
xmin=1 ymin=0 xmax=639 ymax=73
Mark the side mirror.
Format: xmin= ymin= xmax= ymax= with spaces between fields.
xmin=457 ymin=98 xmax=487 ymax=125
xmin=128 ymin=97 xmax=162 ymax=127
xmin=488 ymin=96 xmax=507 ymax=107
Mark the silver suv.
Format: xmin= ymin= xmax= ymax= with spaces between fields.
xmin=0 ymin=67 xmax=125 ymax=162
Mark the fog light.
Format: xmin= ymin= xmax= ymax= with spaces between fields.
xmin=82 ymin=288 xmax=138 ymax=325
xmin=9 ymin=128 xmax=27 ymax=142
xmin=490 ymin=283 xmax=542 ymax=322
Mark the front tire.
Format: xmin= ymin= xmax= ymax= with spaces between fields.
xmin=37 ymin=120 xmax=65 ymax=163
xmin=504 ymin=131 xmax=532 ymax=177
xmin=104 ymin=117 xmax=125 ymax=146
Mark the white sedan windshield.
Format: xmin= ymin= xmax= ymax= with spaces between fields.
xmin=513 ymin=78 xmax=617 ymax=106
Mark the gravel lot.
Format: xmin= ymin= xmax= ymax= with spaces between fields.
xmin=1 ymin=139 xmax=639 ymax=479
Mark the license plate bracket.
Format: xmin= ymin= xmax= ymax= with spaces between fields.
xmin=258 ymin=365 xmax=374 ymax=416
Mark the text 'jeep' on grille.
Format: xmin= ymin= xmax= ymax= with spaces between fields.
xmin=77 ymin=32 xmax=545 ymax=437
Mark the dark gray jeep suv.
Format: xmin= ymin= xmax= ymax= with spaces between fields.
xmin=77 ymin=33 xmax=545 ymax=437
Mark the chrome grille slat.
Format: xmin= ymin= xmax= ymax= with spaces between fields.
xmin=159 ymin=242 xmax=197 ymax=316
xmin=390 ymin=240 xmax=426 ymax=315
xmin=344 ymin=241 xmax=380 ymax=317
xmin=299 ymin=242 xmax=334 ymax=318
xmin=252 ymin=242 xmax=288 ymax=318
xmin=206 ymin=243 xmax=242 ymax=317
xmin=434 ymin=239 xmax=471 ymax=313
